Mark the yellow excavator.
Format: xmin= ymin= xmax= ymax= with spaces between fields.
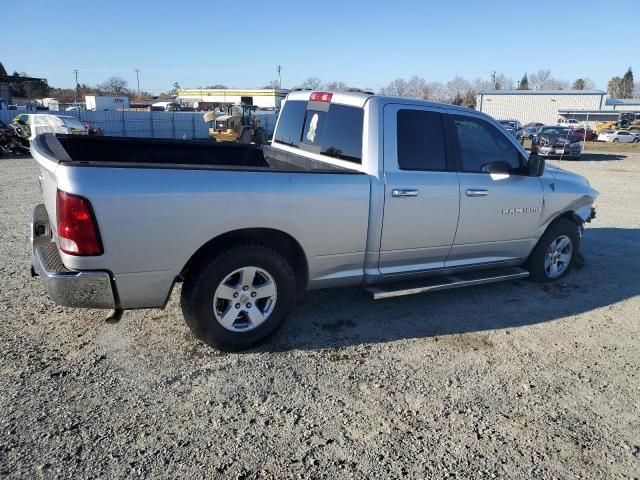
xmin=595 ymin=111 xmax=640 ymax=135
xmin=203 ymin=104 xmax=268 ymax=144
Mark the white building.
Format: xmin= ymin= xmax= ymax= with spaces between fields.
xmin=176 ymin=88 xmax=289 ymax=109
xmin=86 ymin=95 xmax=130 ymax=111
xmin=477 ymin=90 xmax=608 ymax=126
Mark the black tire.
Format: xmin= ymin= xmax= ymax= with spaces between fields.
xmin=181 ymin=244 xmax=296 ymax=350
xmin=528 ymin=218 xmax=580 ymax=282
xmin=612 ymin=138 xmax=619 ymax=143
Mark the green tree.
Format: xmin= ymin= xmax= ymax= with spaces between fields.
xmin=451 ymin=93 xmax=464 ymax=106
xmin=572 ymin=78 xmax=586 ymax=90
xmin=462 ymin=89 xmax=477 ymax=108
xmin=0 ymin=62 xmax=7 ymax=76
xmin=621 ymin=67 xmax=634 ymax=98
xmin=608 ymin=76 xmax=624 ymax=98
xmin=517 ymin=74 xmax=529 ymax=90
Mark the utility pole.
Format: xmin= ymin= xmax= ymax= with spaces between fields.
xmin=491 ymin=71 xmax=497 ymax=90
xmin=73 ymin=69 xmax=79 ymax=103
xmin=135 ymin=69 xmax=140 ymax=97
xmin=277 ymin=65 xmax=282 ymax=89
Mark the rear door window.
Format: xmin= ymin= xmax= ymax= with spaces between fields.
xmin=273 ymin=100 xmax=307 ymax=147
xmin=396 ymin=109 xmax=447 ymax=171
xmin=274 ymin=100 xmax=363 ymax=163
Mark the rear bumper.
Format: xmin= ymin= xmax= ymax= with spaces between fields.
xmin=31 ymin=204 xmax=116 ymax=309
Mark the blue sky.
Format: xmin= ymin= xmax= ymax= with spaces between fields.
xmin=5 ymin=0 xmax=636 ymax=93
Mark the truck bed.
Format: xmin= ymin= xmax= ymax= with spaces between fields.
xmin=34 ymin=134 xmax=356 ymax=173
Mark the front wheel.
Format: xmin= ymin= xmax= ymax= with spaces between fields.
xmin=528 ymin=218 xmax=580 ymax=282
xmin=181 ymin=245 xmax=296 ymax=350
xmin=612 ymin=138 xmax=619 ymax=143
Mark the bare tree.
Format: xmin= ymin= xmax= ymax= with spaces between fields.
xmin=379 ymin=78 xmax=410 ymax=97
xmin=406 ymin=76 xmax=429 ymax=100
xmin=325 ymin=81 xmax=349 ymax=92
xmin=299 ymin=77 xmax=323 ymax=90
xmin=97 ymin=76 xmax=129 ymax=95
xmin=263 ymin=80 xmax=281 ymax=89
xmin=426 ymin=82 xmax=448 ymax=102
xmin=529 ymin=70 xmax=569 ymax=90
xmin=446 ymin=76 xmax=472 ymax=100
xmin=471 ymin=77 xmax=492 ymax=92
xmin=493 ymin=73 xmax=515 ymax=90
xmin=633 ymin=81 xmax=640 ymax=99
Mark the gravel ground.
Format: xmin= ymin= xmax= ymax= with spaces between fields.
xmin=1 ymin=152 xmax=639 ymax=479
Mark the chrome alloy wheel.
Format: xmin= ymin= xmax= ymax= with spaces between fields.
xmin=544 ymin=235 xmax=573 ymax=279
xmin=213 ymin=266 xmax=277 ymax=332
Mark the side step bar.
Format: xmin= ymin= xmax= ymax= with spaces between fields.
xmin=365 ymin=267 xmax=529 ymax=300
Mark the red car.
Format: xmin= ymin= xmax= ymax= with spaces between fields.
xmin=570 ymin=127 xmax=596 ymax=141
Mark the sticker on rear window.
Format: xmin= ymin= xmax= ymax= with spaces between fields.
xmin=306 ymin=113 xmax=319 ymax=142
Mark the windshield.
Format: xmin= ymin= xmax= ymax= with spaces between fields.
xmin=61 ymin=117 xmax=85 ymax=130
xmin=540 ymin=127 xmax=580 ymax=142
xmin=499 ymin=121 xmax=517 ymax=129
xmin=541 ymin=127 xmax=572 ymax=136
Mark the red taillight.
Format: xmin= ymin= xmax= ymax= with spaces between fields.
xmin=310 ymin=91 xmax=333 ymax=102
xmin=56 ymin=190 xmax=103 ymax=256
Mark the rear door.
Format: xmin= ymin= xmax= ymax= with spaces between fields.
xmin=445 ymin=113 xmax=543 ymax=267
xmin=378 ymin=104 xmax=460 ymax=274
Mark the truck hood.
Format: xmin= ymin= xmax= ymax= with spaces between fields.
xmin=543 ymin=163 xmax=599 ymax=197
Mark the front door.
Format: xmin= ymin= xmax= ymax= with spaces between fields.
xmin=445 ymin=114 xmax=543 ymax=267
xmin=378 ymin=105 xmax=460 ymax=274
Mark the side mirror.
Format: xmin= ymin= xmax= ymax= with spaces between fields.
xmin=481 ymin=160 xmax=512 ymax=174
xmin=527 ymin=154 xmax=545 ymax=177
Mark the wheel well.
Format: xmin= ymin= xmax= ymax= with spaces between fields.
xmin=557 ymin=210 xmax=584 ymax=227
xmin=179 ymin=228 xmax=308 ymax=289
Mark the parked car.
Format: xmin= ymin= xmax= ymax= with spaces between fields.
xmin=558 ymin=119 xmax=582 ymax=128
xmin=531 ymin=126 xmax=583 ymax=159
xmin=498 ymin=119 xmax=523 ymax=139
xmin=11 ymin=114 xmax=87 ymax=142
xmin=522 ymin=122 xmax=544 ymax=140
xmin=571 ymin=127 xmax=597 ymax=142
xmin=597 ymin=130 xmax=639 ymax=143
xmin=30 ymin=91 xmax=598 ymax=350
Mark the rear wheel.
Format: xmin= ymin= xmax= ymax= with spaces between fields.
xmin=528 ymin=218 xmax=580 ymax=282
xmin=181 ymin=245 xmax=296 ymax=350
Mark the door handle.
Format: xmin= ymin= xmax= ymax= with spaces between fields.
xmin=466 ymin=189 xmax=489 ymax=197
xmin=392 ymin=189 xmax=418 ymax=197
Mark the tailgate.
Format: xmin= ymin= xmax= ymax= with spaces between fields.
xmin=31 ymin=134 xmax=72 ymax=240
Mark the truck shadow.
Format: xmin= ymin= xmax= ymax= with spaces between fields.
xmin=264 ymin=227 xmax=640 ymax=352
xmin=579 ymin=152 xmax=628 ymax=162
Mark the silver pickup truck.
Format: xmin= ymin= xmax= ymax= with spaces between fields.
xmin=31 ymin=91 xmax=598 ymax=350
